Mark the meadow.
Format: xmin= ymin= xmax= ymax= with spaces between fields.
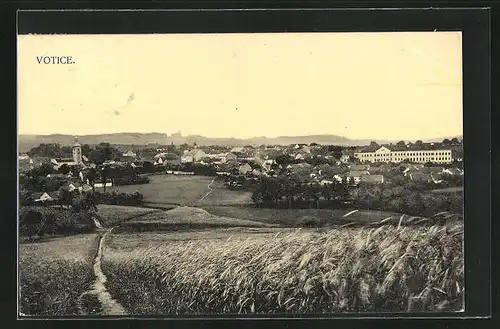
xmin=102 ymin=222 xmax=464 ymax=315
xmin=98 ymin=175 xmax=252 ymax=207
xmin=19 ymin=234 xmax=99 ymax=316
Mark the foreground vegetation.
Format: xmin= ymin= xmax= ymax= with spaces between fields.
xmin=19 ymin=234 xmax=99 ymax=316
xmin=102 ymin=222 xmax=464 ymax=314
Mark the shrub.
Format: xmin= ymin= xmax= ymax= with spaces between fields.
xmin=113 ymin=175 xmax=150 ymax=186
xmin=92 ymin=191 xmax=144 ymax=206
xmin=19 ymin=206 xmax=94 ymax=237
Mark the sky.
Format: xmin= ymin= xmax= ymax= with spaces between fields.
xmin=18 ymin=32 xmax=463 ymax=140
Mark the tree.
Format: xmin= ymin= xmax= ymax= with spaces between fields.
xmin=442 ymin=138 xmax=451 ymax=146
xmin=21 ymin=210 xmax=43 ymax=240
xmin=89 ymin=149 xmax=105 ymax=165
xmin=396 ymin=141 xmax=406 ymax=146
xmin=82 ymin=144 xmax=92 ymax=157
xmin=58 ymin=164 xmax=70 ymax=175
xmin=87 ymin=168 xmax=97 ymax=191
xmin=58 ymin=186 xmax=74 ymax=208
xmin=101 ymin=165 xmax=110 ymax=192
xmin=451 ymin=137 xmax=459 ymax=145
xmin=28 ymin=163 xmax=55 ymax=177
xmin=415 ymin=140 xmax=423 ymax=145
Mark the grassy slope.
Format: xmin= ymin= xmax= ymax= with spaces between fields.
xmin=19 ymin=234 xmax=99 ymax=316
xmin=98 ymin=175 xmax=252 ymax=206
xmin=115 ymin=207 xmax=275 ymax=233
xmin=102 ymin=222 xmax=464 ymax=315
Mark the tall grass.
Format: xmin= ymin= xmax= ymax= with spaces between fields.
xmin=19 ymin=234 xmax=99 ymax=316
xmin=102 ymin=223 xmax=464 ymax=314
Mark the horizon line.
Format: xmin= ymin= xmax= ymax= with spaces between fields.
xmin=18 ymin=131 xmax=463 ymax=142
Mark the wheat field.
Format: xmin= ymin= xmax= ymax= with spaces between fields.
xmin=102 ymin=222 xmax=464 ymax=315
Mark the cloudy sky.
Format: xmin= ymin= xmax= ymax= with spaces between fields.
xmin=18 ymin=32 xmax=462 ymax=140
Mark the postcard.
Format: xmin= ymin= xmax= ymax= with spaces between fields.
xmin=18 ymin=30 xmax=464 ymax=317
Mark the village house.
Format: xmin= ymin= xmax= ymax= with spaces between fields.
xmin=360 ymin=174 xmax=385 ymax=184
xmin=348 ymin=170 xmax=370 ymax=184
xmin=349 ymin=164 xmax=371 ymax=171
xmin=122 ymin=150 xmax=137 ymax=157
xmin=181 ymin=149 xmax=206 ymax=163
xmin=238 ymin=163 xmax=253 ymax=175
xmin=34 ymin=192 xmax=57 ymax=203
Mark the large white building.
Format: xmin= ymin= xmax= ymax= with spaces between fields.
xmin=354 ymin=146 xmax=453 ymax=164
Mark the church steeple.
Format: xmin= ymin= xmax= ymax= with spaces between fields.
xmin=72 ymin=136 xmax=82 ymax=164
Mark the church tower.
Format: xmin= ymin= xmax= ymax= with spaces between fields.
xmin=72 ymin=136 xmax=83 ymax=164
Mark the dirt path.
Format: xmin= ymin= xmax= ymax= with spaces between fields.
xmin=198 ymin=179 xmax=215 ymax=202
xmin=78 ymin=224 xmax=127 ymax=316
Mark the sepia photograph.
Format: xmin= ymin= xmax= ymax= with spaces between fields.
xmin=17 ymin=31 xmax=464 ymax=317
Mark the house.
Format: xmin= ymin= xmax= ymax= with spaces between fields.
xmin=410 ymin=172 xmax=433 ymax=183
xmin=34 ymin=192 xmax=55 ymax=202
xmin=443 ymin=168 xmax=464 ymax=176
xmin=51 ymin=157 xmax=77 ymax=170
xmin=360 ymin=174 xmax=385 ymax=184
xmin=181 ymin=149 xmax=206 ymax=163
xmin=239 ymin=163 xmax=253 ymax=175
xmin=223 ymin=152 xmax=238 ymax=163
xmin=122 ymin=150 xmax=137 ymax=157
xmin=431 ymin=173 xmax=444 ymax=184
xmin=348 ymin=170 xmax=370 ymax=184
xmin=162 ymin=153 xmax=181 ymax=166
xmin=349 ymin=164 xmax=370 ymax=171
xmin=419 ymin=166 xmax=444 ymax=174
xmin=230 ymin=147 xmax=244 ymax=155
xmin=340 ymin=155 xmax=350 ymax=163
xmin=46 ymin=173 xmax=66 ymax=179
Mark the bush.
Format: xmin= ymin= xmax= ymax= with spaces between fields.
xmin=19 ymin=206 xmax=94 ymax=237
xmin=113 ymin=175 xmax=150 ymax=186
xmin=92 ymin=191 xmax=144 ymax=206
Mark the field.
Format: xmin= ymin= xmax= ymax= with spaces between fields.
xmin=96 ymin=204 xmax=163 ymax=226
xmin=19 ymin=234 xmax=99 ymax=316
xmin=18 ymin=205 xmax=162 ymax=316
xmin=114 ymin=207 xmax=276 ymax=233
xmin=102 ymin=222 xmax=464 ymax=314
xmin=202 ymin=206 xmax=414 ymax=227
xmin=98 ymin=175 xmax=252 ymax=207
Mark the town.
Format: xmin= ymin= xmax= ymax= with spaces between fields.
xmin=19 ymin=135 xmax=463 ymax=219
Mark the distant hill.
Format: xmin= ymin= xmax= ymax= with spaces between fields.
xmin=18 ymin=133 xmax=463 ymax=153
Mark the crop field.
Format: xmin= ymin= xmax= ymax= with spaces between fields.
xmin=102 ymin=222 xmax=464 ymax=314
xmin=19 ymin=234 xmax=99 ymax=316
xmin=202 ymin=206 xmax=407 ymax=227
xmin=98 ymin=175 xmax=252 ymax=207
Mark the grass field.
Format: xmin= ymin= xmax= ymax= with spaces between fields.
xmin=114 ymin=207 xmax=276 ymax=233
xmin=19 ymin=234 xmax=99 ymax=316
xmin=96 ymin=204 xmax=163 ymax=227
xmin=102 ymin=222 xmax=464 ymax=314
xmin=97 ymin=175 xmax=252 ymax=207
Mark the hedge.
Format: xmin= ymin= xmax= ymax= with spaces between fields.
xmin=92 ymin=191 xmax=144 ymax=206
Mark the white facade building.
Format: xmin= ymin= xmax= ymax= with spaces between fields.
xmin=354 ymin=146 xmax=453 ymax=164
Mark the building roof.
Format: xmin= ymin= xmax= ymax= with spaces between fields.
xmin=348 ymin=170 xmax=370 ymax=177
xmin=358 ymin=143 xmax=453 ymax=153
xmin=360 ymin=174 xmax=384 ymax=183
xmin=411 ymin=172 xmax=432 ymax=182
xmin=349 ymin=164 xmax=370 ymax=171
